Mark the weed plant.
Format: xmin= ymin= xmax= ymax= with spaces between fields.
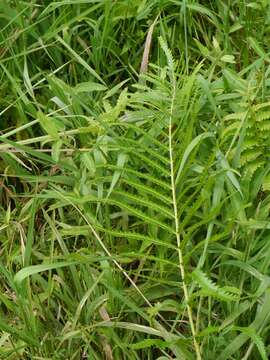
xmin=1 ymin=1 xmax=270 ymax=359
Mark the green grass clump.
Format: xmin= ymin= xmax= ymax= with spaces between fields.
xmin=1 ymin=1 xmax=270 ymax=359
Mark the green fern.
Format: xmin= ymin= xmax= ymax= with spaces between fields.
xmin=192 ymin=269 xmax=239 ymax=302
xmin=42 ymin=39 xmax=215 ymax=359
xmin=224 ymin=103 xmax=270 ymax=183
xmin=232 ymin=327 xmax=267 ymax=360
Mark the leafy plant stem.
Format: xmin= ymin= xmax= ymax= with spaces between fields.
xmin=168 ymin=70 xmax=201 ymax=359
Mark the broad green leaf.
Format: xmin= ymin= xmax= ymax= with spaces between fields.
xmin=248 ymin=37 xmax=266 ymax=58
xmin=176 ymin=133 xmax=213 ymax=183
xmin=37 ymin=111 xmax=62 ymax=139
xmin=106 ymin=153 xmax=127 ymax=200
xmin=74 ymin=82 xmax=107 ymax=93
xmin=130 ymin=339 xmax=167 ymax=350
xmin=221 ymin=55 xmax=236 ymax=64
xmin=14 ymin=261 xmax=77 ymax=284
xmin=81 ymin=152 xmax=96 ymax=176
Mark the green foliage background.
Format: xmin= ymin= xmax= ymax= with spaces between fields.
xmin=1 ymin=1 xmax=270 ymax=359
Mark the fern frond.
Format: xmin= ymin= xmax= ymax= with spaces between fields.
xmin=78 ymin=195 xmax=175 ymax=234
xmin=223 ymin=100 xmax=270 ymax=186
xmin=60 ymin=226 xmax=176 ymax=250
xmin=158 ymin=36 xmax=175 ymax=85
xmin=157 ymin=37 xmax=202 ymax=359
xmin=258 ymin=120 xmax=270 ymax=131
xmin=97 ymin=164 xmax=171 ymax=190
xmin=242 ymin=136 xmax=258 ymax=149
xmin=222 ymin=121 xmax=241 ymax=138
xmin=233 ymin=327 xmax=267 ymax=360
xmin=112 ymin=190 xmax=174 ymax=219
xmin=129 ymin=152 xmax=171 ymax=177
xmin=252 ymin=102 xmax=270 ymax=111
xmin=262 ymin=173 xmax=270 ymax=191
xmin=254 ymin=111 xmax=270 ymax=122
xmin=121 ymin=138 xmax=170 ymax=165
xmin=43 ymin=41 xmax=208 ymax=358
xmin=240 ymin=149 xmax=262 ymax=165
xmin=245 ymin=159 xmax=265 ymax=177
xmin=119 ymin=178 xmax=172 ymax=205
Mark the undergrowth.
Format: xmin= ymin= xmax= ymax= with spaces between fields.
xmin=1 ymin=1 xmax=270 ymax=359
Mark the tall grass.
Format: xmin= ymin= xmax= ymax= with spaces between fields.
xmin=1 ymin=1 xmax=270 ymax=359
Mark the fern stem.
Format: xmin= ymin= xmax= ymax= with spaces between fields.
xmin=168 ymin=77 xmax=201 ymax=359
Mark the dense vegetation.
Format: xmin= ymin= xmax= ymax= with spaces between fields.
xmin=1 ymin=1 xmax=270 ymax=359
